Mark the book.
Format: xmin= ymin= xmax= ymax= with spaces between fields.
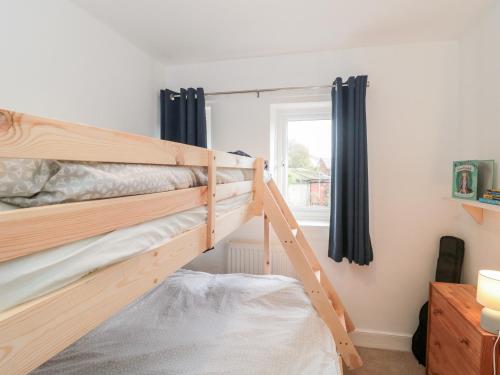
xmin=479 ymin=198 xmax=500 ymax=206
xmin=483 ymin=194 xmax=500 ymax=200
xmin=452 ymin=160 xmax=495 ymax=201
xmin=452 ymin=161 xmax=478 ymax=200
xmin=485 ymin=191 xmax=500 ymax=197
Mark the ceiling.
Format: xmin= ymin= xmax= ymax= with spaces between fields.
xmin=72 ymin=0 xmax=493 ymax=65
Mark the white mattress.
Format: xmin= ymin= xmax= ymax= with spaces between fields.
xmin=0 ymin=193 xmax=252 ymax=312
xmin=31 ymin=270 xmax=340 ymax=375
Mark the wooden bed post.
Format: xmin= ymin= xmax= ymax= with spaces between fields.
xmin=253 ymin=157 xmax=269 ymax=274
xmin=252 ymin=157 xmax=264 ymax=215
xmin=263 ymin=214 xmax=271 ymax=274
xmin=207 ymin=150 xmax=216 ymax=249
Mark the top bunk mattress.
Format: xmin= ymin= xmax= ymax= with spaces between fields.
xmin=0 ymin=158 xmax=268 ymax=208
xmin=0 ymin=192 xmax=252 ymax=313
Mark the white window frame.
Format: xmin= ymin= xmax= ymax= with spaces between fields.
xmin=271 ymin=102 xmax=332 ymax=223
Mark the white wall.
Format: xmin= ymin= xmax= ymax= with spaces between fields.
xmin=456 ymin=3 xmax=500 ymax=284
xmin=165 ymin=41 xmax=460 ymax=349
xmin=2 ymin=0 xmax=487 ymax=351
xmin=0 ymin=0 xmax=166 ymax=136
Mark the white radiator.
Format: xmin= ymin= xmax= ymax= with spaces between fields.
xmin=226 ymin=241 xmax=297 ymax=278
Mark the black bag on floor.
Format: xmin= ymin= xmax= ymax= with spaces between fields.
xmin=411 ymin=236 xmax=464 ymax=365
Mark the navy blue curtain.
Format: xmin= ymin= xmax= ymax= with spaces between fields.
xmin=328 ymin=76 xmax=373 ymax=265
xmin=160 ymin=88 xmax=207 ymax=147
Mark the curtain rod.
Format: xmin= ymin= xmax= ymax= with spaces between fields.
xmin=169 ymin=81 xmax=370 ymax=100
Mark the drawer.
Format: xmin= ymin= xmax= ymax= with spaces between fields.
xmin=428 ymin=289 xmax=482 ymax=374
xmin=428 ymin=316 xmax=479 ymax=375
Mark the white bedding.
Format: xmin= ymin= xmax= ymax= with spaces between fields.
xmin=0 ymin=193 xmax=252 ymax=312
xmin=30 ymin=270 xmax=340 ymax=375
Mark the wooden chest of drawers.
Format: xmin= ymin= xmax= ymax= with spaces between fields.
xmin=427 ymin=283 xmax=499 ymax=375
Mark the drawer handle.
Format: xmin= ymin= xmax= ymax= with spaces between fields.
xmin=459 ymin=338 xmax=470 ymax=347
xmin=433 ymin=308 xmax=443 ymax=316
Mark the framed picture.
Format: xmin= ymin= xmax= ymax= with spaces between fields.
xmin=452 ymin=160 xmax=478 ymax=200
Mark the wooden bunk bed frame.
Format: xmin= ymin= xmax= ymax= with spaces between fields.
xmin=0 ymin=109 xmax=362 ymax=374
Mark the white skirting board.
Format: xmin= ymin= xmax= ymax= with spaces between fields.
xmin=350 ymin=329 xmax=412 ymax=352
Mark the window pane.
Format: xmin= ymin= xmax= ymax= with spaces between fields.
xmin=287 ymin=120 xmax=331 ymax=208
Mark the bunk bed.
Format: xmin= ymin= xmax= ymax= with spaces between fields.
xmin=0 ymin=109 xmax=362 ymax=374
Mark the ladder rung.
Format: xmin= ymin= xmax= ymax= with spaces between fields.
xmin=312 ymin=270 xmax=345 ymax=322
xmin=330 ymin=299 xmax=346 ymax=320
xmin=338 ymin=311 xmax=347 ymax=331
xmin=314 ymin=269 xmax=321 ymax=282
xmin=315 ymin=268 xmax=345 ymax=317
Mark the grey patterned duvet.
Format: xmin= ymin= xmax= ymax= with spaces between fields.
xmin=0 ymin=158 xmax=258 ymax=207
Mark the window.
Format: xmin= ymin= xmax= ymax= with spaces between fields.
xmin=205 ymin=106 xmax=212 ymax=148
xmin=271 ymin=102 xmax=331 ymax=222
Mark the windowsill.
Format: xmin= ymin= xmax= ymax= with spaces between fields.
xmin=297 ymin=219 xmax=330 ymax=228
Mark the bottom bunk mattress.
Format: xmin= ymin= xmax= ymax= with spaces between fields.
xmin=31 ymin=270 xmax=341 ymax=375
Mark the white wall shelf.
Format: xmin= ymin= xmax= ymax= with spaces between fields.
xmin=453 ymin=198 xmax=500 ymax=224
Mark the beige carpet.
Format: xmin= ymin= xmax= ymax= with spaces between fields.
xmin=346 ymin=347 xmax=425 ymax=375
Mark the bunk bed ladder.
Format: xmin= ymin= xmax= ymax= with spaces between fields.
xmin=263 ymin=179 xmax=362 ymax=371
